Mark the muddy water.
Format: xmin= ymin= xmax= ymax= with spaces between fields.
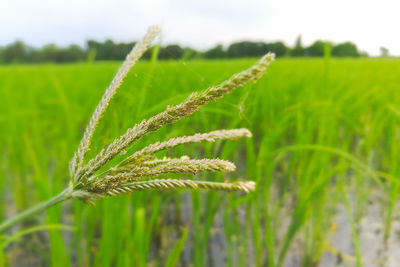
xmin=159 ymin=192 xmax=400 ymax=267
xmin=319 ymin=201 xmax=400 ymax=267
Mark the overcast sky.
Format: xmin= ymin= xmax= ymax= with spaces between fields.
xmin=1 ymin=0 xmax=399 ymax=56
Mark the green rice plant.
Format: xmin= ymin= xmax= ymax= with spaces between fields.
xmin=0 ymin=25 xmax=275 ymax=233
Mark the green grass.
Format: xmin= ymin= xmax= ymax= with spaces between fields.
xmin=1 ymin=57 xmax=400 ymax=266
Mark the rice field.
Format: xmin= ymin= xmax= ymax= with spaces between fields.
xmin=1 ymin=57 xmax=400 ymax=266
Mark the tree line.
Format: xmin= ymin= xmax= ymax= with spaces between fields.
xmin=0 ymin=36 xmax=370 ymax=64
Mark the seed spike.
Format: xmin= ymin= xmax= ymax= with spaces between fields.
xmin=105 ymin=179 xmax=256 ymax=196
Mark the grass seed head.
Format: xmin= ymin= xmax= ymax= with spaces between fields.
xmin=68 ymin=25 xmax=274 ymax=203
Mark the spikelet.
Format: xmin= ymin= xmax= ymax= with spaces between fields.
xmin=68 ymin=25 xmax=275 ymax=202
xmin=113 ymin=157 xmax=236 ymax=176
xmin=105 ymin=180 xmax=256 ymax=196
xmin=136 ymin=158 xmax=236 ymax=175
xmin=88 ymin=158 xmax=236 ymax=191
xmin=124 ymin=128 xmax=252 ymax=165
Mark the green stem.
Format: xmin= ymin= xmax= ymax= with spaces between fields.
xmin=0 ymin=188 xmax=72 ymax=233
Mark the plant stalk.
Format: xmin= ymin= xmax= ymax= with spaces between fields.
xmin=0 ymin=188 xmax=72 ymax=233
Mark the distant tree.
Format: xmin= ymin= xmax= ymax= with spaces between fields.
xmin=227 ymin=42 xmax=243 ymax=58
xmin=86 ymin=40 xmax=100 ymax=60
xmin=204 ymin=45 xmax=226 ymax=59
xmin=0 ymin=47 xmax=4 ymax=63
xmin=226 ymin=41 xmax=288 ymax=58
xmin=37 ymin=44 xmax=61 ymax=62
xmin=3 ymin=41 xmax=29 ymax=63
xmin=158 ymin=44 xmax=184 ymax=60
xmin=0 ymin=37 xmax=371 ymax=64
xmin=141 ymin=49 xmax=152 ymax=60
xmin=58 ymin=45 xmax=87 ymax=62
xmin=86 ymin=48 xmax=97 ymax=62
xmin=332 ymin=42 xmax=359 ymax=57
xmin=265 ymin=42 xmax=288 ymax=57
xmin=290 ymin=35 xmax=305 ymax=57
xmin=87 ymin=39 xmax=111 ymax=60
xmin=305 ymin=40 xmax=325 ymax=57
xmin=227 ymin=41 xmax=265 ymax=58
xmin=113 ymin=42 xmax=136 ymax=60
xmin=181 ymin=48 xmax=201 ymax=60
xmin=102 ymin=39 xmax=116 ymax=60
xmin=87 ymin=40 xmax=135 ymax=60
xmin=380 ymin=47 xmax=389 ymax=57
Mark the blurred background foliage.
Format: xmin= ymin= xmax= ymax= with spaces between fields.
xmin=0 ymin=36 xmax=373 ymax=64
xmin=1 ymin=56 xmax=400 ymax=265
